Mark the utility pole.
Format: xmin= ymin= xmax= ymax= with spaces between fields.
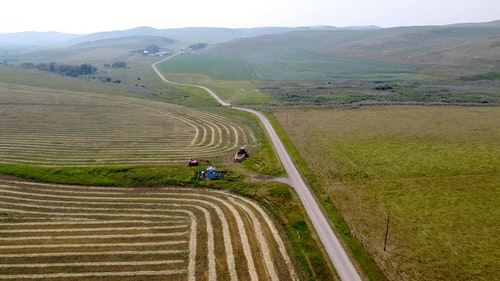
xmin=384 ymin=209 xmax=390 ymax=251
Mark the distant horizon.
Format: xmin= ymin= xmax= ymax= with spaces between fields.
xmin=1 ymin=19 xmax=499 ymax=36
xmin=1 ymin=0 xmax=499 ymax=35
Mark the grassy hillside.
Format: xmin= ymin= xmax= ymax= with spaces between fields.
xmin=206 ymin=21 xmax=500 ymax=79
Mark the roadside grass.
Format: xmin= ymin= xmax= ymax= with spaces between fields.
xmin=266 ymin=113 xmax=387 ymax=281
xmin=272 ymin=106 xmax=500 ymax=281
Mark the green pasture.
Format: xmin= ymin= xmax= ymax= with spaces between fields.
xmin=159 ymin=51 xmax=424 ymax=82
xmin=159 ymin=53 xmax=253 ymax=80
xmin=245 ymin=51 xmax=424 ymax=81
xmin=273 ymin=106 xmax=500 ymax=281
xmin=161 ymin=73 xmax=275 ymax=106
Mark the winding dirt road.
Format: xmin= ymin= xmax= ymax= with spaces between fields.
xmin=153 ymin=55 xmax=363 ymax=281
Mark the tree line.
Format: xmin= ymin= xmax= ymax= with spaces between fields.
xmin=20 ymin=62 xmax=97 ymax=77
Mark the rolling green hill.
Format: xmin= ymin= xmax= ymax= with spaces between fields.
xmin=206 ymin=20 xmax=500 ymax=79
xmin=6 ymin=21 xmax=499 ymax=79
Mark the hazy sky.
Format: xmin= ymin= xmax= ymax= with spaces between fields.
xmin=1 ymin=0 xmax=499 ymax=34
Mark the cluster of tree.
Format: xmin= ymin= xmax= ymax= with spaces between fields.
xmin=375 ymin=84 xmax=395 ymax=91
xmin=21 ymin=62 xmax=96 ymax=77
xmin=91 ymin=76 xmax=122 ymax=83
xmin=460 ymin=72 xmax=500 ymax=81
xmin=188 ymin=43 xmax=208 ymax=50
xmin=104 ymin=62 xmax=128 ymax=69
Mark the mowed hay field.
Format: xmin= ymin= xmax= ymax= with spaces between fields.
xmin=0 ymin=177 xmax=298 ymax=281
xmin=274 ymin=106 xmax=500 ymax=281
xmin=0 ymin=82 xmax=254 ymax=166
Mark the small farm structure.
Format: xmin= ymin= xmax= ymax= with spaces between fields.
xmin=195 ymin=166 xmax=227 ymax=180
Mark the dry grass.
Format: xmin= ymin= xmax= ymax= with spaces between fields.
xmin=274 ymin=105 xmax=500 ymax=281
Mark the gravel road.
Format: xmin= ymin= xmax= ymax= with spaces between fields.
xmin=153 ymin=55 xmax=363 ymax=281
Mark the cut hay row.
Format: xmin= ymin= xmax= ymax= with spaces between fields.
xmin=1 ymin=241 xmax=186 ymax=249
xmin=0 ymin=83 xmax=253 ymax=166
xmin=0 ymin=225 xmax=185 ymax=233
xmin=1 ymin=250 xmax=188 ymax=258
xmin=0 ymin=260 xmax=184 ymax=268
xmin=0 ymin=179 xmax=298 ymax=281
xmin=0 ymin=269 xmax=188 ymax=279
xmin=2 ymin=179 xmax=297 ymax=279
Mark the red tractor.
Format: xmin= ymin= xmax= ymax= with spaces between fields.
xmin=188 ymin=158 xmax=211 ymax=166
xmin=233 ymin=147 xmax=249 ymax=163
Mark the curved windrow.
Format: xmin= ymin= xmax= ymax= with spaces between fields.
xmin=0 ymin=83 xmax=254 ymax=166
xmin=0 ymin=178 xmax=298 ymax=281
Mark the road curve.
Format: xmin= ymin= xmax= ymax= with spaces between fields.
xmin=152 ymin=55 xmax=363 ymax=281
xmin=152 ymin=55 xmax=225 ymax=105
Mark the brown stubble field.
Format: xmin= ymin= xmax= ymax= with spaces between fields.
xmin=273 ymin=105 xmax=500 ymax=281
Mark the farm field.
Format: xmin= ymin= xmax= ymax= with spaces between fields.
xmin=158 ymin=72 xmax=275 ymax=107
xmin=0 ymin=82 xmax=254 ymax=166
xmin=3 ymin=22 xmax=499 ymax=280
xmin=273 ymin=106 xmax=500 ymax=281
xmin=0 ymin=177 xmax=298 ymax=281
xmin=158 ymin=53 xmax=253 ymax=80
xmin=158 ymin=51 xmax=424 ymax=82
xmin=244 ymin=51 xmax=424 ymax=81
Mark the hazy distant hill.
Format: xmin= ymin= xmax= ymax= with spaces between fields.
xmin=67 ymin=26 xmax=350 ymax=46
xmin=0 ymin=31 xmax=83 ymax=47
xmin=17 ymin=36 xmax=176 ymax=62
xmin=207 ymin=20 xmax=500 ymax=78
xmin=1 ymin=25 xmax=372 ymax=49
xmin=3 ymin=21 xmax=498 ymax=78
